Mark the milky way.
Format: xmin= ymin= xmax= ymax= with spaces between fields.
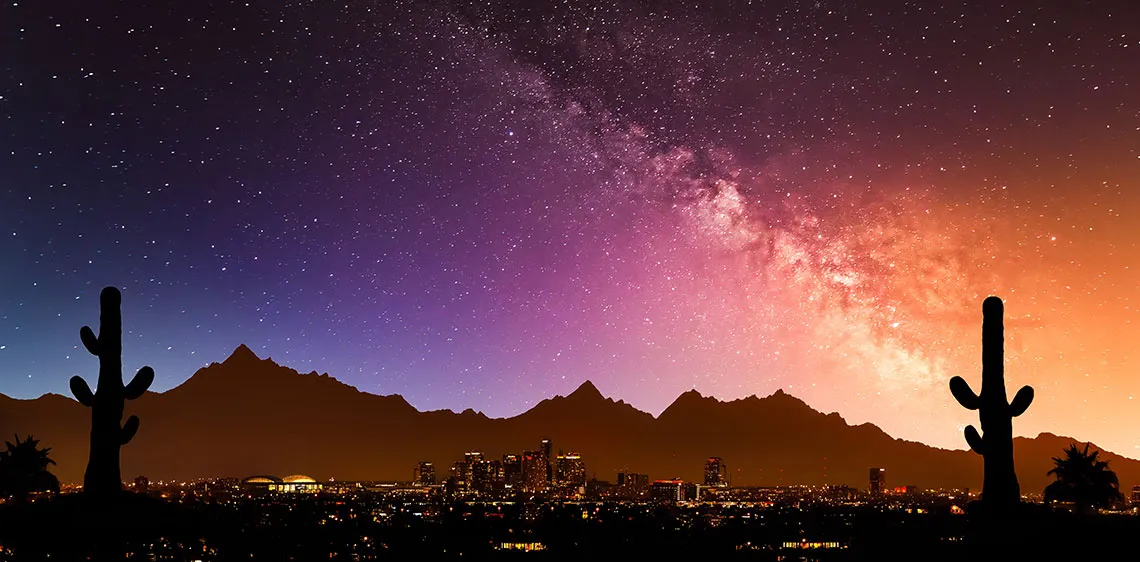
xmin=2 ymin=1 xmax=1138 ymax=454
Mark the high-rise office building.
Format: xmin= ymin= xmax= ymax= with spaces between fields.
xmin=651 ymin=480 xmax=691 ymax=503
xmin=704 ymin=457 xmax=727 ymax=487
xmin=617 ymin=472 xmax=649 ymax=488
xmin=521 ymin=450 xmax=548 ymax=491
xmin=540 ymin=439 xmax=553 ymax=484
xmin=869 ymin=467 xmax=887 ymax=493
xmin=502 ymin=454 xmax=521 ymax=485
xmin=471 ymin=459 xmax=502 ymax=492
xmin=1131 ymin=485 xmax=1140 ymax=503
xmin=415 ymin=461 xmax=436 ymax=485
xmin=617 ymin=472 xmax=650 ymax=499
xmin=462 ymin=452 xmax=484 ymax=486
xmin=555 ymin=452 xmax=587 ymax=487
xmin=451 ymin=460 xmax=469 ymax=488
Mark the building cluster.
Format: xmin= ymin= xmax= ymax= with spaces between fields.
xmin=214 ymin=458 xmax=963 ymax=508
xmin=867 ymin=467 xmax=922 ymax=496
xmin=417 ymin=438 xmax=588 ymax=496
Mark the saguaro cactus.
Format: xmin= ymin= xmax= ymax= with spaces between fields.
xmin=69 ymin=287 xmax=154 ymax=497
xmin=949 ymin=296 xmax=1034 ymax=509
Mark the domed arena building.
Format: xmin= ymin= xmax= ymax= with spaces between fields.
xmin=241 ymin=474 xmax=322 ymax=493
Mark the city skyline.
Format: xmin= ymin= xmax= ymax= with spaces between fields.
xmin=3 ymin=0 xmax=1139 ymax=457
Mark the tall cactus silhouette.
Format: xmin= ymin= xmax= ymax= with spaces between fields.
xmin=69 ymin=287 xmax=154 ymax=497
xmin=949 ymin=296 xmax=1034 ymax=509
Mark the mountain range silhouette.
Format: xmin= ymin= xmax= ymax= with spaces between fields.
xmin=1 ymin=344 xmax=1135 ymax=492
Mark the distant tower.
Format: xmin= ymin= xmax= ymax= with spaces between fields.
xmin=869 ymin=467 xmax=887 ymax=493
xmin=415 ymin=462 xmax=436 ymax=485
xmin=540 ymin=439 xmax=554 ymax=484
xmin=704 ymin=457 xmax=727 ymax=487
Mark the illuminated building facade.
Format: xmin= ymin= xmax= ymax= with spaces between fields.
xmin=415 ymin=462 xmax=435 ymax=485
xmin=869 ymin=468 xmax=886 ymax=493
xmin=617 ymin=472 xmax=650 ymax=498
xmin=540 ymin=439 xmax=553 ymax=484
xmin=502 ymin=454 xmax=521 ymax=485
xmin=450 ymin=461 xmax=468 ymax=488
xmin=521 ymin=451 xmax=548 ymax=491
xmin=472 ymin=459 xmax=503 ymax=492
xmin=651 ymin=480 xmax=696 ymax=503
xmin=704 ymin=457 xmax=727 ymax=487
xmin=555 ymin=453 xmax=587 ymax=487
xmin=241 ymin=474 xmax=322 ymax=493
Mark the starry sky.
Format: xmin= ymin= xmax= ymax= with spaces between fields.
xmin=2 ymin=0 xmax=1138 ymax=454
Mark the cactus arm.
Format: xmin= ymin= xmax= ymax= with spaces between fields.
xmin=70 ymin=376 xmax=95 ymax=407
xmin=80 ymin=326 xmax=100 ymax=356
xmin=124 ymin=366 xmax=155 ymax=400
xmin=120 ymin=416 xmax=139 ymax=445
xmin=949 ymin=376 xmax=980 ymax=410
xmin=964 ymin=425 xmax=985 ymax=455
xmin=1009 ymin=385 xmax=1034 ymax=417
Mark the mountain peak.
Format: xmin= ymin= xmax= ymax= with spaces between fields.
xmin=568 ymin=380 xmax=604 ymax=401
xmin=224 ymin=344 xmax=261 ymax=364
xmin=764 ymin=388 xmax=803 ymax=403
xmin=658 ymin=388 xmax=712 ymax=420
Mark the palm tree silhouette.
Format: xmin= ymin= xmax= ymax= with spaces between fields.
xmin=0 ymin=435 xmax=61 ymax=503
xmin=1044 ymin=443 xmax=1123 ymax=511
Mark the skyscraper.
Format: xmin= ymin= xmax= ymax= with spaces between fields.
xmin=617 ymin=472 xmax=649 ymax=489
xmin=869 ymin=467 xmax=887 ymax=493
xmin=502 ymin=454 xmax=521 ymax=485
xmin=471 ymin=459 xmax=502 ymax=492
xmin=651 ymin=480 xmax=689 ymax=503
xmin=461 ymin=451 xmax=484 ymax=487
xmin=521 ymin=450 xmax=548 ymax=491
xmin=704 ymin=457 xmax=727 ymax=487
xmin=540 ymin=438 xmax=553 ymax=484
xmin=555 ymin=452 xmax=587 ymax=487
xmin=451 ymin=460 xmax=469 ymax=489
xmin=415 ymin=461 xmax=436 ymax=485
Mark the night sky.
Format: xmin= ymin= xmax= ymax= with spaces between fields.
xmin=2 ymin=1 xmax=1138 ymax=454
